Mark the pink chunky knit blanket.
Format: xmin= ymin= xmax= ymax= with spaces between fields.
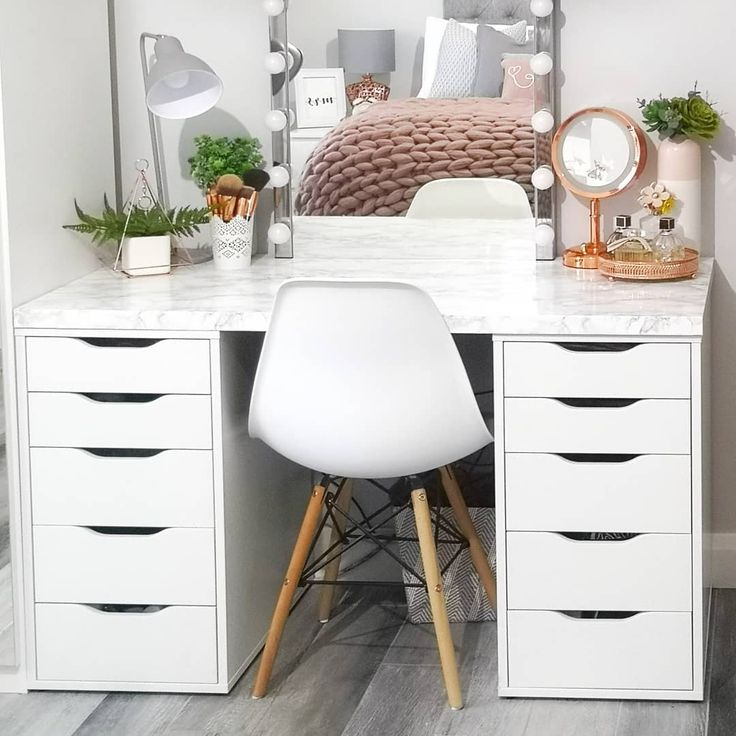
xmin=295 ymin=97 xmax=535 ymax=217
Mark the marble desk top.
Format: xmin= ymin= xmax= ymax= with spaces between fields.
xmin=15 ymin=217 xmax=714 ymax=336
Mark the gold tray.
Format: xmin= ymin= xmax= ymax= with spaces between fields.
xmin=598 ymin=249 xmax=699 ymax=281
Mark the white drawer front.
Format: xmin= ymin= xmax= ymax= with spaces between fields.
xmin=505 ymin=454 xmax=691 ymax=533
xmin=31 ymin=448 xmax=214 ymax=527
xmin=507 ymin=611 xmax=692 ymax=691
xmin=504 ymin=398 xmax=690 ymax=455
xmin=28 ymin=393 xmax=212 ymax=450
xmin=26 ymin=337 xmax=211 ymax=394
xmin=35 ymin=603 xmax=217 ymax=684
xmin=506 ymin=532 xmax=691 ymax=611
xmin=33 ymin=526 xmax=215 ymax=605
xmin=504 ymin=342 xmax=691 ymax=399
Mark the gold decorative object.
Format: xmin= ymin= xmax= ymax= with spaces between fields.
xmin=552 ymin=108 xmax=648 ymax=269
xmin=598 ymin=248 xmax=699 ymax=281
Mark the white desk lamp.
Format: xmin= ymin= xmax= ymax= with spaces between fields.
xmin=140 ymin=33 xmax=223 ymax=207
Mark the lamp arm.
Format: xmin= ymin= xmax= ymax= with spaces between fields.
xmin=139 ymin=33 xmax=169 ymax=208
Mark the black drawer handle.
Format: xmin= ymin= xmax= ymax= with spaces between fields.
xmin=558 ymin=532 xmax=639 ymax=542
xmin=81 ymin=393 xmax=164 ymax=404
xmin=79 ymin=338 xmax=162 ymax=348
xmin=555 ymin=343 xmax=640 ymax=353
xmin=558 ymin=611 xmax=640 ymax=620
xmin=85 ymin=526 xmax=166 ymax=536
xmin=556 ymin=453 xmax=640 ymax=464
xmin=85 ymin=604 xmax=169 ymax=614
xmin=556 ymin=398 xmax=641 ymax=409
xmin=81 ymin=448 xmax=166 ymax=458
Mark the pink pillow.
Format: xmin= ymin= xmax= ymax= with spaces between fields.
xmin=501 ymin=54 xmax=534 ymax=102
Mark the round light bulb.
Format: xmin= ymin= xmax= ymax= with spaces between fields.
xmin=265 ymin=109 xmax=288 ymax=131
xmin=262 ymin=0 xmax=285 ymax=16
xmin=264 ymin=52 xmax=287 ymax=74
xmin=535 ymin=223 xmax=555 ymax=249
xmin=164 ymin=71 xmax=191 ymax=90
xmin=530 ymin=52 xmax=554 ymax=76
xmin=532 ymin=165 xmax=555 ymax=191
xmin=269 ymin=166 xmax=291 ymax=188
xmin=530 ymin=0 xmax=554 ymax=18
xmin=268 ymin=222 xmax=292 ymax=245
xmin=531 ymin=109 xmax=555 ymax=134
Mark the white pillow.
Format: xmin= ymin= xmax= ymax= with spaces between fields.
xmin=418 ymin=17 xmax=530 ymax=98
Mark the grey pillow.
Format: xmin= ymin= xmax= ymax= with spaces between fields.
xmin=474 ymin=24 xmax=532 ymax=98
xmin=429 ymin=19 xmax=478 ymax=98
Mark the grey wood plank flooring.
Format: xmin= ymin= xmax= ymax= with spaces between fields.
xmin=2 ymin=588 xmax=735 ymax=736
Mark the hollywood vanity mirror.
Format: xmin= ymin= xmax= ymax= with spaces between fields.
xmin=263 ymin=0 xmax=557 ymax=259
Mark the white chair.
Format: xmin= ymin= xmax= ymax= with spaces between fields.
xmin=406 ymin=177 xmax=532 ymax=220
xmin=249 ymin=279 xmax=496 ymax=710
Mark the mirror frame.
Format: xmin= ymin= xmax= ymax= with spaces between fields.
xmin=265 ymin=0 xmax=557 ymax=260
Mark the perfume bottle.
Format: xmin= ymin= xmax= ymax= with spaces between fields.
xmin=606 ymin=215 xmax=633 ymax=246
xmin=652 ymin=217 xmax=686 ymax=262
xmin=606 ymin=215 xmax=653 ymax=262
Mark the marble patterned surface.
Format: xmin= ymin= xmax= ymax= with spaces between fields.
xmin=14 ymin=217 xmax=713 ymax=336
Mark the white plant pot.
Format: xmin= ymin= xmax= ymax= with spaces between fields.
xmin=210 ymin=216 xmax=254 ymax=270
xmin=121 ymin=235 xmax=171 ymax=276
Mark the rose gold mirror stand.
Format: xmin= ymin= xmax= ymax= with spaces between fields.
xmin=562 ymin=199 xmax=605 ymax=269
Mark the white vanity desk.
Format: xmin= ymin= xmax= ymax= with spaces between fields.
xmin=13 ymin=216 xmax=713 ymax=701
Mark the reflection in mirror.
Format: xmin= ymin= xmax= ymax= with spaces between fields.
xmin=268 ymin=0 xmax=556 ymax=258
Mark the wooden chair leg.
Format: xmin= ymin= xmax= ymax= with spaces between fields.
xmin=252 ymin=482 xmax=328 ymax=699
xmin=439 ymin=465 xmax=497 ymax=611
xmin=318 ymin=478 xmax=354 ymax=623
xmin=411 ymin=487 xmax=463 ymax=710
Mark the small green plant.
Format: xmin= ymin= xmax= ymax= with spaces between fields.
xmin=638 ymin=85 xmax=722 ymax=141
xmin=64 ymin=196 xmax=210 ymax=244
xmin=188 ymin=134 xmax=265 ymax=192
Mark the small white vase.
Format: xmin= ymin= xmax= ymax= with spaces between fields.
xmin=121 ymin=235 xmax=171 ymax=276
xmin=657 ymin=136 xmax=701 ymax=251
xmin=210 ymin=216 xmax=254 ymax=270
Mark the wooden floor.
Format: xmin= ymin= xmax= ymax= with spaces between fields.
xmin=1 ymin=587 xmax=735 ymax=736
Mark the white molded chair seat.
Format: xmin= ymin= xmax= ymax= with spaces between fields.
xmin=406 ymin=177 xmax=532 ymax=220
xmin=249 ymin=280 xmax=492 ymax=479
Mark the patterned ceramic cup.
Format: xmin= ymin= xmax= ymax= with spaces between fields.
xmin=210 ymin=216 xmax=254 ymax=270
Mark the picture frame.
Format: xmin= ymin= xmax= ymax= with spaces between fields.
xmin=293 ymin=68 xmax=347 ymax=129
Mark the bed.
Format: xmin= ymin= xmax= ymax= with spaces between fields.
xmin=295 ymin=0 xmax=538 ymax=217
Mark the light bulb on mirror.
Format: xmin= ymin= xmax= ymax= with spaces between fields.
xmin=268 ymin=165 xmax=291 ymax=188
xmin=264 ymin=52 xmax=287 ymax=74
xmin=535 ymin=223 xmax=555 ymax=249
xmin=530 ymin=0 xmax=554 ymax=18
xmin=532 ymin=165 xmax=555 ymax=190
xmin=531 ymin=109 xmax=555 ymax=134
xmin=262 ymin=0 xmax=285 ymax=16
xmin=265 ymin=109 xmax=289 ymax=131
xmin=530 ymin=52 xmax=554 ymax=76
xmin=268 ymin=222 xmax=292 ymax=245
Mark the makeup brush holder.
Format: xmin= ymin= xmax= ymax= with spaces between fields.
xmin=210 ymin=215 xmax=254 ymax=270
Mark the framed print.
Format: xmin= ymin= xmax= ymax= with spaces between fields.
xmin=293 ymin=68 xmax=347 ymax=129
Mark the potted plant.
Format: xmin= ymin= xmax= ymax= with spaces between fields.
xmin=188 ymin=134 xmax=265 ymax=195
xmin=64 ymin=197 xmax=210 ymax=276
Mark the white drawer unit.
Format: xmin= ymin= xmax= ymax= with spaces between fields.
xmin=25 ymin=336 xmax=211 ymax=394
xmin=507 ymin=611 xmax=693 ymax=692
xmin=504 ymin=398 xmax=690 ymax=455
xmin=30 ymin=448 xmax=214 ymax=527
xmin=28 ymin=392 xmax=213 ymax=450
xmin=495 ymin=337 xmax=706 ymax=701
xmin=505 ymin=453 xmax=691 ymax=533
xmin=35 ymin=603 xmax=218 ymax=684
xmin=506 ymin=532 xmax=692 ymax=612
xmin=33 ymin=526 xmax=216 ymax=606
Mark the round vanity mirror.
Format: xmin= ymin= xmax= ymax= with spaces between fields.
xmin=552 ymin=108 xmax=647 ymax=268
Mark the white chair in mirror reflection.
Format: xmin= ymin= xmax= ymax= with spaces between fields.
xmin=406 ymin=178 xmax=533 ymax=220
xmin=248 ymin=279 xmax=496 ymax=710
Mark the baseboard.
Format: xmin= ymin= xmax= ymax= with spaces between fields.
xmin=712 ymin=533 xmax=736 ymax=588
xmin=0 ymin=667 xmax=27 ymax=693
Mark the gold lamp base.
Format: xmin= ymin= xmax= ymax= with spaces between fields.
xmin=563 ymin=243 xmax=606 ymax=269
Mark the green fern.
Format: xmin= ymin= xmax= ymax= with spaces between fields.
xmin=64 ymin=195 xmax=210 ymax=245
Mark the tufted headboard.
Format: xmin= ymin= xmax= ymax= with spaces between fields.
xmin=443 ymin=0 xmax=534 ymax=24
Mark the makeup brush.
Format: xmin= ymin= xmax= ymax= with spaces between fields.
xmin=242 ymin=168 xmax=271 ymax=193
xmin=215 ymin=174 xmax=245 ymax=197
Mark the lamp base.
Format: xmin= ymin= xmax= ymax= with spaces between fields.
xmin=346 ymin=74 xmax=391 ymax=105
xmin=563 ymin=243 xmax=606 ymax=269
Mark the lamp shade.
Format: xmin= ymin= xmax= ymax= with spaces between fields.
xmin=338 ymin=29 xmax=396 ymax=74
xmin=146 ymin=36 xmax=223 ymax=119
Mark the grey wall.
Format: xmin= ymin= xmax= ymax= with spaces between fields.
xmin=559 ymin=1 xmax=736 ymax=582
xmin=287 ymin=0 xmax=444 ymax=99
